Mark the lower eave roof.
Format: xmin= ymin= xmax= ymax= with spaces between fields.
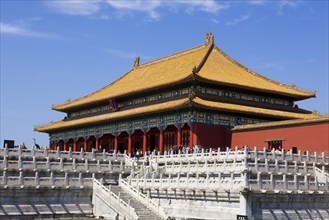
xmin=35 ymin=96 xmax=319 ymax=133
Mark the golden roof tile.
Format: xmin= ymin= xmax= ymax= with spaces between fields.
xmin=192 ymin=97 xmax=319 ymax=120
xmin=35 ymin=98 xmax=190 ymax=132
xmin=198 ymin=46 xmax=316 ymax=98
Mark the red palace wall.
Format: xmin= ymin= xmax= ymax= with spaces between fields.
xmin=194 ymin=123 xmax=229 ymax=150
xmin=230 ymin=123 xmax=329 ymax=153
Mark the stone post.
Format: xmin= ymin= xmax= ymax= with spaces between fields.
xmin=4 ymin=146 xmax=8 ymax=156
xmin=80 ymin=147 xmax=84 ymax=159
xmin=60 ymin=158 xmax=64 ymax=170
xmin=85 ymin=159 xmax=89 ymax=172
xmin=68 ymin=147 xmax=72 ymax=159
xmin=97 ymin=160 xmax=101 ymax=172
xmin=18 ymin=156 xmax=23 ymax=170
xmin=3 ymin=156 xmax=8 ymax=170
xmin=79 ymin=173 xmax=83 ymax=187
xmin=72 ymin=158 xmax=77 ymax=171
xmin=44 ymin=148 xmax=48 ymax=157
xmin=46 ymin=157 xmax=51 ymax=170
xmin=109 ymin=160 xmax=113 ymax=172
xmin=64 ymin=172 xmax=69 ymax=187
xmin=32 ymin=156 xmax=37 ymax=170
xmin=19 ymin=171 xmax=24 ymax=186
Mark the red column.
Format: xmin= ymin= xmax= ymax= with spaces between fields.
xmin=128 ymin=132 xmax=132 ymax=156
xmin=95 ymin=136 xmax=99 ymax=150
xmin=189 ymin=123 xmax=194 ymax=152
xmin=83 ymin=139 xmax=87 ymax=152
xmin=114 ymin=134 xmax=118 ymax=153
xmin=73 ymin=139 xmax=77 ymax=152
xmin=64 ymin=141 xmax=67 ymax=151
xmin=143 ymin=130 xmax=147 ymax=156
xmin=177 ymin=125 xmax=181 ymax=147
xmin=159 ymin=127 xmax=164 ymax=154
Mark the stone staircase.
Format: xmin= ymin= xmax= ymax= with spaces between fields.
xmin=111 ymin=185 xmax=163 ymax=220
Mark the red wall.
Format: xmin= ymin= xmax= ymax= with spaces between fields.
xmin=194 ymin=123 xmax=228 ymax=150
xmin=231 ymin=123 xmax=329 ymax=153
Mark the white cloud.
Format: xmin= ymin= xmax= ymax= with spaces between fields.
xmin=0 ymin=22 xmax=52 ymax=38
xmin=278 ymin=0 xmax=302 ymax=15
xmin=225 ymin=15 xmax=250 ymax=26
xmin=247 ymin=0 xmax=268 ymax=5
xmin=100 ymin=48 xmax=152 ymax=60
xmin=47 ymin=0 xmax=102 ymax=15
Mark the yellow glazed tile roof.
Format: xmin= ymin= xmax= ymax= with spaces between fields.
xmin=35 ymin=98 xmax=190 ymax=132
xmin=52 ymin=44 xmax=209 ymax=111
xmin=53 ymin=37 xmax=315 ymax=112
xmin=192 ymin=97 xmax=319 ymax=120
xmin=198 ymin=46 xmax=315 ymax=98
xmin=231 ymin=117 xmax=329 ymax=132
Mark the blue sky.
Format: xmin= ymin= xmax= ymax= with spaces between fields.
xmin=1 ymin=0 xmax=328 ymax=148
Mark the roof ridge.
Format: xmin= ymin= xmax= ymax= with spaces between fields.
xmin=213 ymin=46 xmax=316 ymax=96
xmin=139 ymin=44 xmax=207 ymax=68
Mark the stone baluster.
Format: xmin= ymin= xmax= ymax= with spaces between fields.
xmin=19 ymin=171 xmax=24 ymax=186
xmin=281 ymin=148 xmax=285 ymax=160
xmin=68 ymin=147 xmax=73 ymax=159
xmin=2 ymin=171 xmax=7 ymax=185
xmin=18 ymin=156 xmax=23 ymax=170
xmin=293 ymin=174 xmax=298 ymax=190
xmin=120 ymin=161 xmax=124 ymax=172
xmin=100 ymin=177 xmax=104 ymax=185
xmin=284 ymin=160 xmax=288 ymax=173
xmin=102 ymin=149 xmax=106 ymax=160
xmin=46 ymin=157 xmax=51 ymax=170
xmin=44 ymin=148 xmax=48 ymax=157
xmin=56 ymin=147 xmax=61 ymax=158
xmin=269 ymin=173 xmax=274 ymax=190
xmin=97 ymin=160 xmax=101 ymax=172
xmin=321 ymin=152 xmax=325 ymax=163
xmin=283 ymin=174 xmax=287 ymax=189
xmin=79 ymin=173 xmax=83 ymax=187
xmin=50 ymin=172 xmax=55 ymax=187
xmin=230 ymin=173 xmax=234 ymax=189
xmin=254 ymin=147 xmax=258 ymax=161
xmin=92 ymin=173 xmax=96 ymax=180
xmin=303 ymin=161 xmax=307 ymax=173
xmin=91 ymin=148 xmax=96 ymax=161
xmin=85 ymin=159 xmax=89 ymax=172
xmin=269 ymin=148 xmax=274 ymax=160
xmin=257 ymin=172 xmax=261 ymax=189
xmin=3 ymin=156 xmax=8 ymax=170
xmin=305 ymin=151 xmax=310 ymax=162
xmin=275 ymin=159 xmax=279 ymax=172
xmin=297 ymin=150 xmax=301 ymax=161
xmin=32 ymin=156 xmax=37 ymax=171
xmin=218 ymin=172 xmax=222 ymax=189
xmin=4 ymin=146 xmax=9 ymax=156
xmin=314 ymin=152 xmax=318 ymax=163
xmin=80 ymin=148 xmax=84 ymax=159
xmin=64 ymin=172 xmax=69 ymax=187
xmin=294 ymin=161 xmax=298 ymax=173
xmin=201 ymin=148 xmax=205 ymax=161
xmin=72 ymin=158 xmax=77 ymax=171
xmin=35 ymin=172 xmax=40 ymax=187
xmin=255 ymin=158 xmax=259 ymax=171
xmin=263 ymin=147 xmax=267 ymax=160
xmin=265 ymin=159 xmax=269 ymax=172
xmin=109 ymin=160 xmax=113 ymax=172
xmin=108 ymin=184 xmax=112 ymax=195
xmin=60 ymin=158 xmax=64 ymax=171
xmin=314 ymin=176 xmax=319 ymax=190
xmin=113 ymin=151 xmax=117 ymax=161
xmin=18 ymin=146 xmax=22 ymax=156
xmin=304 ymin=175 xmax=309 ymax=190
xmin=31 ymin=147 xmax=35 ymax=157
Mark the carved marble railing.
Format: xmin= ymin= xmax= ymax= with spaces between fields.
xmin=93 ymin=178 xmax=138 ymax=220
xmin=0 ymin=147 xmax=125 ymax=162
xmin=162 ymin=159 xmax=246 ymax=175
xmin=246 ymin=147 xmax=329 ymax=164
xmin=152 ymin=148 xmax=245 ymax=164
xmin=130 ymin=172 xmax=246 ymax=192
xmin=0 ymin=156 xmax=125 ymax=174
xmin=119 ymin=178 xmax=168 ymax=219
xmin=247 ymin=159 xmax=315 ymax=175
xmin=248 ymin=173 xmax=329 ymax=192
xmin=0 ymin=171 xmax=93 ymax=188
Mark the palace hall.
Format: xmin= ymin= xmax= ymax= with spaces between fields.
xmin=35 ymin=33 xmax=326 ymax=155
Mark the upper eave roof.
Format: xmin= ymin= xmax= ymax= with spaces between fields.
xmin=52 ymin=35 xmax=315 ymax=112
xmin=36 ymin=95 xmax=319 ymax=133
